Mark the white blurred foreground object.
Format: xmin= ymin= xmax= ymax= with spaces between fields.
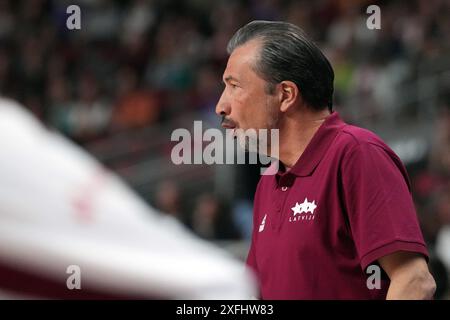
xmin=0 ymin=98 xmax=256 ymax=299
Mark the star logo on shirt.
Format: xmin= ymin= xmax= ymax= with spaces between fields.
xmin=291 ymin=198 xmax=317 ymax=216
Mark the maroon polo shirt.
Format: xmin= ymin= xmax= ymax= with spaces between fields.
xmin=246 ymin=112 xmax=428 ymax=300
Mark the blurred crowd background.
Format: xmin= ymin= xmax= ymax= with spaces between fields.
xmin=0 ymin=0 xmax=449 ymax=298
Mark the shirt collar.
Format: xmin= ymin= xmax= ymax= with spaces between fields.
xmin=278 ymin=111 xmax=346 ymax=177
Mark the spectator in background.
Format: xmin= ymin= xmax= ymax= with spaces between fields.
xmin=430 ymin=100 xmax=450 ymax=178
xmin=190 ymin=193 xmax=240 ymax=241
xmin=0 ymin=1 xmax=14 ymax=40
xmin=145 ymin=15 xmax=199 ymax=91
xmin=120 ymin=0 xmax=156 ymax=48
xmin=48 ymin=74 xmax=74 ymax=136
xmin=154 ymin=179 xmax=184 ymax=222
xmin=82 ymin=0 xmax=120 ymax=42
xmin=67 ymin=71 xmax=112 ymax=143
xmin=189 ymin=64 xmax=222 ymax=123
xmin=17 ymin=36 xmax=47 ymax=119
xmin=110 ymin=66 xmax=161 ymax=132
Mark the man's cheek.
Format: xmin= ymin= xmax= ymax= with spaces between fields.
xmin=234 ymin=94 xmax=247 ymax=106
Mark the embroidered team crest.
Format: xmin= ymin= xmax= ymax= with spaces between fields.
xmin=289 ymin=198 xmax=317 ymax=222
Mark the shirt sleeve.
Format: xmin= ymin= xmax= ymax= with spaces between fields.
xmin=341 ymin=141 xmax=429 ymax=270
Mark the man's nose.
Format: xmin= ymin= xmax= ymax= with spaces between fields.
xmin=215 ymin=93 xmax=231 ymax=116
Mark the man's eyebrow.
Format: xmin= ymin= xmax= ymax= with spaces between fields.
xmin=223 ymin=76 xmax=239 ymax=83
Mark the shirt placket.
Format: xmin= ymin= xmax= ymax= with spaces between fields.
xmin=271 ymin=174 xmax=294 ymax=231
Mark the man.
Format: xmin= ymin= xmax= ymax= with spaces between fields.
xmin=216 ymin=21 xmax=436 ymax=299
xmin=0 ymin=97 xmax=256 ymax=299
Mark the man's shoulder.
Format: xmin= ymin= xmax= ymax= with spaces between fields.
xmin=340 ymin=124 xmax=384 ymax=145
xmin=326 ymin=123 xmax=405 ymax=174
xmin=337 ymin=123 xmax=393 ymax=154
xmin=337 ymin=124 xmax=404 ymax=172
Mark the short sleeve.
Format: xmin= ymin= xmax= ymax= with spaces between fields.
xmin=341 ymin=142 xmax=428 ymax=270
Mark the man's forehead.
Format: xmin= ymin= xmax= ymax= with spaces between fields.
xmin=224 ymin=39 xmax=261 ymax=78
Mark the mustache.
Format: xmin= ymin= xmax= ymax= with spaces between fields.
xmin=221 ymin=116 xmax=236 ymax=127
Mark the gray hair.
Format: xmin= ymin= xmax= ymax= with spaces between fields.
xmin=227 ymin=20 xmax=334 ymax=111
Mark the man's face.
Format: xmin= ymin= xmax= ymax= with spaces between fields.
xmin=216 ymin=40 xmax=280 ymax=150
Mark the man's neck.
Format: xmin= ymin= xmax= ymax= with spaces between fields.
xmin=279 ymin=109 xmax=331 ymax=171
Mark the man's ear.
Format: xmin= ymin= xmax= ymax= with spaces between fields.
xmin=279 ymin=81 xmax=300 ymax=113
